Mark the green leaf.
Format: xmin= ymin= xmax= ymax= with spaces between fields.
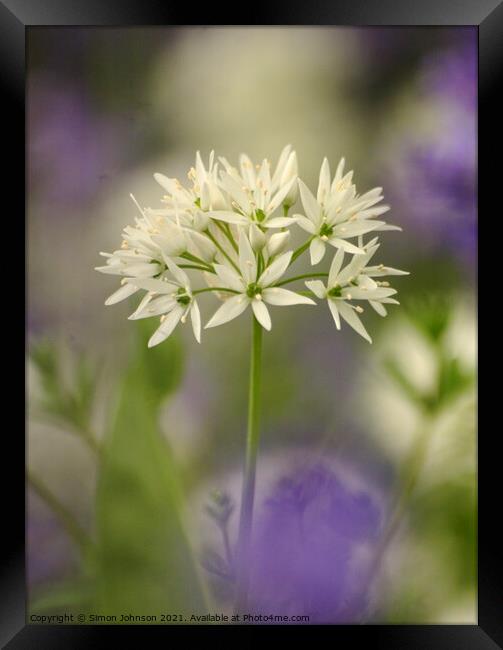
xmin=134 ymin=318 xmax=185 ymax=405
xmin=94 ymin=337 xmax=208 ymax=618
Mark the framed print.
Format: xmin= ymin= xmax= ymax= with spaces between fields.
xmin=1 ymin=0 xmax=497 ymax=646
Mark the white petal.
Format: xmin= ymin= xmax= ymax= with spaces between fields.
xmin=195 ymin=151 xmax=206 ymax=182
xmin=214 ymin=264 xmax=246 ymax=292
xmin=105 ymin=283 xmax=139 ymax=305
xmin=298 ymin=179 xmax=322 ymax=227
xmin=205 ymin=294 xmax=249 ymax=328
xmin=154 ymin=173 xmax=178 ymax=194
xmin=190 ymin=301 xmax=201 ymax=342
xmin=148 ymin=306 xmax=184 ymax=347
xmin=126 ymin=277 xmax=178 ymax=293
xmin=327 ymin=300 xmax=341 ymax=329
xmin=334 ymin=220 xmax=383 ymax=238
xmin=343 ymin=287 xmax=397 ymax=300
xmin=239 ymin=153 xmax=256 ymax=187
xmin=271 ymin=144 xmax=292 ymax=189
xmin=263 ymin=216 xmax=298 ymax=228
xmin=337 ymin=302 xmax=372 ymax=343
xmin=188 ymin=230 xmax=217 ymax=262
xmin=124 ymin=262 xmax=163 ymax=278
xmin=200 ymin=181 xmax=212 ymax=211
xmin=280 ymin=151 xmax=298 ymax=188
xmin=358 ymin=205 xmax=390 ymax=219
xmin=238 ymin=230 xmax=257 ymax=283
xmin=262 ymin=287 xmax=316 ymax=306
xmin=293 ymin=215 xmax=316 ymax=234
xmin=350 ymin=189 xmax=383 ymax=212
xmin=369 ymin=300 xmax=388 ymax=317
xmin=305 ymin=280 xmax=327 ymax=299
xmin=252 ymin=300 xmax=271 ymax=331
xmin=333 ymin=157 xmax=346 ymax=185
xmin=267 ymin=176 xmax=297 ymax=214
xmin=317 ymin=158 xmax=331 ymax=204
xmin=337 ymin=255 xmax=373 ymax=285
xmin=151 ymin=229 xmax=187 ymax=258
xmin=207 ymin=210 xmax=249 ymax=225
xmin=129 ymin=296 xmax=177 ymax=320
xmin=249 ymin=223 xmax=267 ymax=251
xmin=165 ymin=259 xmax=190 ymax=287
xmin=364 ymin=265 xmax=409 ymax=277
xmin=267 ymin=231 xmax=291 ymax=257
xmin=258 ymin=251 xmax=293 ymax=287
xmin=328 ymin=238 xmax=365 ymax=255
xmin=310 ymin=238 xmax=326 ymax=265
xmin=219 ymin=172 xmax=252 ymax=214
xmin=328 ymin=248 xmax=345 ymax=286
xmin=375 ymin=224 xmax=402 ymax=232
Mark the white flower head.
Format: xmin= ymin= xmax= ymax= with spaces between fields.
xmin=305 ymin=244 xmax=408 ymax=343
xmin=205 ymin=230 xmax=315 ymax=332
xmin=126 ymin=259 xmax=201 ymax=346
xmin=294 ymin=157 xmax=397 ymax=265
xmin=207 ymin=146 xmax=299 ymax=229
xmin=96 ymin=147 xmax=407 ymax=347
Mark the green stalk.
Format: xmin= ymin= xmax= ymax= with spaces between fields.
xmin=290 ymin=236 xmax=314 ymax=265
xmin=215 ymin=221 xmax=239 ymax=253
xmin=28 ymin=470 xmax=92 ymax=554
xmin=179 ymin=263 xmax=216 ymax=273
xmin=234 ymin=315 xmax=263 ymax=613
xmin=180 ymin=252 xmax=214 ymax=272
xmin=275 ymin=272 xmax=328 ymax=288
xmin=193 ymin=287 xmax=240 ymax=295
xmin=204 ymin=229 xmax=240 ymax=273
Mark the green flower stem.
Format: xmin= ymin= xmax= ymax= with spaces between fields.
xmin=179 ymin=264 xmax=216 ymax=274
xmin=204 ymin=230 xmax=241 ymax=273
xmin=28 ymin=470 xmax=92 ymax=554
xmin=234 ymin=315 xmax=263 ymax=613
xmin=275 ymin=272 xmax=328 ymax=287
xmin=290 ymin=236 xmax=314 ymax=265
xmin=180 ymin=252 xmax=214 ymax=272
xmin=215 ymin=221 xmax=239 ymax=253
xmin=193 ymin=287 xmax=240 ymax=295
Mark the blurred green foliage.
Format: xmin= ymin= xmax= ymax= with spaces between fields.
xmin=29 ymin=324 xmax=209 ymax=619
xmin=30 ymin=340 xmax=97 ymax=438
xmin=385 ymin=297 xmax=475 ymax=415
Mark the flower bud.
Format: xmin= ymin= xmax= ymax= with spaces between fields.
xmin=193 ymin=209 xmax=210 ymax=231
xmin=189 ymin=230 xmax=217 ymax=262
xmin=249 ymin=223 xmax=267 ymax=252
xmin=267 ymin=230 xmax=291 ymax=257
xmin=280 ymin=152 xmax=299 ymax=208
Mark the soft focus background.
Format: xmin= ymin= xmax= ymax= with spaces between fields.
xmin=27 ymin=27 xmax=476 ymax=623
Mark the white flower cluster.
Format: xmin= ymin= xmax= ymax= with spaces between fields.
xmin=96 ymin=146 xmax=407 ymax=347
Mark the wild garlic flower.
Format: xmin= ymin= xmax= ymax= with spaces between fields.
xmin=208 ymin=147 xmax=299 ymax=228
xmin=96 ymin=147 xmax=407 ymax=346
xmin=126 ymin=259 xmax=201 ymax=347
xmin=205 ymin=231 xmax=315 ymax=331
xmin=306 ymin=243 xmax=407 ymax=343
xmin=295 ymin=158 xmax=398 ymax=265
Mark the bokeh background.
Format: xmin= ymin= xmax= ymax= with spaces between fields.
xmin=27 ymin=27 xmax=477 ymax=623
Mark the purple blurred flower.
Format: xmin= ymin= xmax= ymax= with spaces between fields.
xmin=28 ymin=509 xmax=77 ymax=586
xmin=247 ymin=462 xmax=383 ymax=622
xmin=421 ymin=43 xmax=477 ymax=110
xmin=385 ymin=43 xmax=477 ymax=267
xmin=28 ymin=74 xmax=125 ymax=208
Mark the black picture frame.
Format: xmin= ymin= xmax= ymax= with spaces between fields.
xmin=4 ymin=0 xmax=495 ymax=646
